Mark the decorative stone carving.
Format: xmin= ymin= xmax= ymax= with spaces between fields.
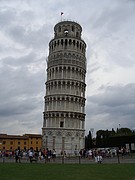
xmin=48 ymin=131 xmax=52 ymax=135
xmin=81 ymin=132 xmax=84 ymax=137
xmin=56 ymin=131 xmax=62 ymax=136
xmin=76 ymin=131 xmax=80 ymax=137
xmin=66 ymin=131 xmax=72 ymax=136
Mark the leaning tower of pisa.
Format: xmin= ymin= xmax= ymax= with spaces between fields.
xmin=42 ymin=20 xmax=87 ymax=154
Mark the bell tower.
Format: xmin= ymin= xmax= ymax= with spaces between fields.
xmin=42 ymin=20 xmax=87 ymax=154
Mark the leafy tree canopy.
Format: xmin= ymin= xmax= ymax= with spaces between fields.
xmin=117 ymin=128 xmax=133 ymax=136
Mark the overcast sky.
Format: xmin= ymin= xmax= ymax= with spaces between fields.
xmin=0 ymin=0 xmax=135 ymax=136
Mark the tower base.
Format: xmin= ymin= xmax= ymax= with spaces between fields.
xmin=42 ymin=128 xmax=85 ymax=155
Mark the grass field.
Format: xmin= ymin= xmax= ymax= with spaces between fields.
xmin=0 ymin=163 xmax=135 ymax=180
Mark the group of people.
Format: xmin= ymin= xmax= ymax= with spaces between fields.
xmin=14 ymin=148 xmax=57 ymax=163
xmin=42 ymin=148 xmax=57 ymax=162
xmin=79 ymin=149 xmax=103 ymax=163
xmin=79 ymin=147 xmax=130 ymax=163
xmin=0 ymin=148 xmax=58 ymax=163
xmin=0 ymin=146 xmax=130 ymax=164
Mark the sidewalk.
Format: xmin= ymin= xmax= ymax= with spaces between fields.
xmin=0 ymin=155 xmax=135 ymax=164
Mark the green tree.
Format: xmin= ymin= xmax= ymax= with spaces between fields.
xmin=117 ymin=128 xmax=133 ymax=136
xmin=85 ymin=131 xmax=93 ymax=149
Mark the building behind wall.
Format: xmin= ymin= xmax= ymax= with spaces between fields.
xmin=0 ymin=134 xmax=42 ymax=151
xmin=42 ymin=20 xmax=87 ymax=154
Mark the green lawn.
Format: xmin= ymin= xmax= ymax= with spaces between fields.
xmin=0 ymin=163 xmax=135 ymax=180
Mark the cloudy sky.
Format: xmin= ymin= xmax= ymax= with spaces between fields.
xmin=0 ymin=0 xmax=135 ymax=136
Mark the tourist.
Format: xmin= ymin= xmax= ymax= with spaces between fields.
xmin=52 ymin=149 xmax=56 ymax=162
xmin=15 ymin=149 xmax=19 ymax=163
xmin=29 ymin=149 xmax=33 ymax=163
xmin=97 ymin=154 xmax=102 ymax=164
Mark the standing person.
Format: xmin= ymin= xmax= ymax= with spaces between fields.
xmin=88 ymin=149 xmax=92 ymax=160
xmin=79 ymin=149 xmax=83 ymax=158
xmin=9 ymin=150 xmax=12 ymax=159
xmin=38 ymin=150 xmax=42 ymax=161
xmin=52 ymin=149 xmax=56 ymax=162
xmin=0 ymin=150 xmax=1 ymax=158
xmin=45 ymin=148 xmax=49 ymax=163
xmin=29 ymin=149 xmax=33 ymax=163
xmin=97 ymin=154 xmax=102 ymax=164
xmin=18 ymin=149 xmax=21 ymax=163
xmin=93 ymin=149 xmax=98 ymax=163
xmin=64 ymin=151 xmax=67 ymax=158
xmin=2 ymin=150 xmax=6 ymax=163
xmin=83 ymin=149 xmax=86 ymax=158
xmin=15 ymin=149 xmax=19 ymax=163
xmin=74 ymin=149 xmax=78 ymax=156
xmin=48 ymin=150 xmax=52 ymax=162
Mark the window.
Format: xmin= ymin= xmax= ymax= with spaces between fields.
xmin=24 ymin=142 xmax=26 ymax=145
xmin=60 ymin=121 xmax=64 ymax=127
xmin=72 ymin=25 xmax=74 ymax=32
xmin=61 ymin=39 xmax=63 ymax=45
xmin=54 ymin=41 xmax=56 ymax=47
xmin=77 ymin=41 xmax=79 ymax=47
xmin=64 ymin=29 xmax=69 ymax=36
xmin=36 ymin=141 xmax=38 ymax=144
xmin=76 ymin=32 xmax=79 ymax=37
xmin=3 ymin=141 xmax=6 ymax=145
xmin=65 ymin=39 xmax=67 ymax=46
xmin=31 ymin=141 xmax=32 ymax=144
xmin=10 ymin=141 xmax=13 ymax=145
xmin=59 ymin=26 xmax=61 ymax=32
xmin=18 ymin=142 xmax=20 ymax=145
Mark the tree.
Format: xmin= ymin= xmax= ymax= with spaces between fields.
xmin=96 ymin=129 xmax=116 ymax=147
xmin=117 ymin=128 xmax=133 ymax=136
xmin=85 ymin=131 xmax=93 ymax=149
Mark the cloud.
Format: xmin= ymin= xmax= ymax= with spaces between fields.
xmin=0 ymin=0 xmax=135 ymax=136
xmin=86 ymin=83 xmax=135 ymax=135
xmin=0 ymin=50 xmax=45 ymax=134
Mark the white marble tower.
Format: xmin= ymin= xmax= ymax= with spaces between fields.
xmin=42 ymin=20 xmax=87 ymax=154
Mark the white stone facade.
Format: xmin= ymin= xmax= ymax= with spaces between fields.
xmin=42 ymin=21 xmax=87 ymax=155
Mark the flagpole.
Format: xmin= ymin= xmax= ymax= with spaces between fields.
xmin=61 ymin=12 xmax=64 ymax=21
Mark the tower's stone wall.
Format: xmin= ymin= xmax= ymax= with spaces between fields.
xmin=42 ymin=21 xmax=87 ymax=155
